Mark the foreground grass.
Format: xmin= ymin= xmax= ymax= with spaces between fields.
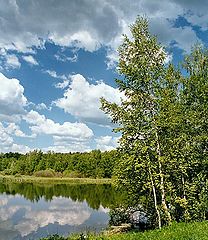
xmin=0 ymin=174 xmax=111 ymax=184
xmin=41 ymin=221 xmax=208 ymax=240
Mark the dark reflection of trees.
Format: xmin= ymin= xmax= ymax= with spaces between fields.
xmin=0 ymin=182 xmax=126 ymax=209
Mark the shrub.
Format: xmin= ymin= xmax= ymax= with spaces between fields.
xmin=33 ymin=169 xmax=56 ymax=177
xmin=14 ymin=173 xmax=21 ymax=177
xmin=1 ymin=169 xmax=12 ymax=175
xmin=63 ymin=170 xmax=84 ymax=178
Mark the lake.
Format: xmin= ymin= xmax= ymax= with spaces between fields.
xmin=0 ymin=181 xmax=122 ymax=240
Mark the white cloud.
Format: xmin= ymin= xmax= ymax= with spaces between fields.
xmin=23 ymin=110 xmax=94 ymax=152
xmin=55 ymin=52 xmax=78 ymax=62
xmin=0 ymin=122 xmax=32 ymax=153
xmin=44 ymin=70 xmax=68 ymax=80
xmin=105 ymin=49 xmax=119 ymax=69
xmin=164 ymin=53 xmax=173 ymax=64
xmin=0 ymin=0 xmax=205 ymax=69
xmin=149 ymin=19 xmax=200 ymax=52
xmin=0 ymin=123 xmax=13 ymax=147
xmin=44 ymin=70 xmax=70 ymax=89
xmin=44 ymin=143 xmax=91 ymax=153
xmin=50 ymin=31 xmax=101 ymax=52
xmin=22 ymin=55 xmax=38 ymax=65
xmin=0 ymin=0 xmax=120 ymax=53
xmin=54 ymin=80 xmax=70 ymax=89
xmin=5 ymin=54 xmax=21 ymax=69
xmin=95 ymin=135 xmax=119 ymax=151
xmin=43 ymin=135 xmax=93 ymax=153
xmin=5 ymin=123 xmax=36 ymax=138
xmin=54 ymin=74 xmax=124 ymax=125
xmin=10 ymin=143 xmax=32 ymax=153
xmin=24 ymin=110 xmax=93 ymax=139
xmin=6 ymin=123 xmax=27 ymax=137
xmin=0 ymin=73 xmax=27 ymax=121
xmin=0 ymin=114 xmax=21 ymax=123
xmin=36 ymin=103 xmax=51 ymax=111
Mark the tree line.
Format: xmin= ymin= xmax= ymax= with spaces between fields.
xmin=0 ymin=149 xmax=119 ymax=178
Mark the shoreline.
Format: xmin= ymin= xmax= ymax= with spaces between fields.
xmin=0 ymin=174 xmax=112 ymax=185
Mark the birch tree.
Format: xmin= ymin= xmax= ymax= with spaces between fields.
xmin=101 ymin=17 xmax=207 ymax=228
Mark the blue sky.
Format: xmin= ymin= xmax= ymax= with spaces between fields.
xmin=0 ymin=0 xmax=208 ymax=153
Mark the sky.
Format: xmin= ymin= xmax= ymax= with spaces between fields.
xmin=0 ymin=0 xmax=208 ymax=153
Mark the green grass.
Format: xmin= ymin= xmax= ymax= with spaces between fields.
xmin=41 ymin=221 xmax=208 ymax=240
xmin=0 ymin=174 xmax=111 ymax=184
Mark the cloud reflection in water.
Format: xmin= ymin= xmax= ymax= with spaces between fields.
xmin=0 ymin=192 xmax=110 ymax=240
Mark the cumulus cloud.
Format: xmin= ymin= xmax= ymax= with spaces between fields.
xmin=44 ymin=144 xmax=92 ymax=153
xmin=44 ymin=70 xmax=68 ymax=80
xmin=0 ymin=73 xmax=27 ymax=121
xmin=44 ymin=70 xmax=70 ymax=89
xmin=0 ymin=122 xmax=31 ymax=153
xmin=5 ymin=123 xmax=36 ymax=138
xmin=24 ymin=110 xmax=93 ymax=139
xmin=54 ymin=80 xmax=70 ymax=89
xmin=0 ymin=0 xmax=120 ymax=53
xmin=5 ymin=54 xmax=21 ymax=69
xmin=0 ymin=0 xmax=205 ymax=69
xmin=149 ymin=18 xmax=200 ymax=52
xmin=54 ymin=74 xmax=124 ymax=125
xmin=22 ymin=55 xmax=38 ymax=65
xmin=46 ymin=135 xmax=92 ymax=153
xmin=35 ymin=102 xmax=51 ymax=111
xmin=95 ymin=135 xmax=119 ymax=151
xmin=10 ymin=143 xmax=32 ymax=153
xmin=0 ymin=123 xmax=13 ymax=147
xmin=23 ymin=110 xmax=94 ymax=152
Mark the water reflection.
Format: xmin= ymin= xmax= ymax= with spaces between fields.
xmin=0 ymin=182 xmax=121 ymax=240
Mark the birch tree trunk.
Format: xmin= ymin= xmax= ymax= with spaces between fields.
xmin=155 ymin=129 xmax=172 ymax=225
xmin=149 ymin=166 xmax=162 ymax=229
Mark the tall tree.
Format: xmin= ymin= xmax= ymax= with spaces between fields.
xmin=101 ymin=17 xmax=174 ymax=228
xmin=101 ymin=17 xmax=208 ymax=227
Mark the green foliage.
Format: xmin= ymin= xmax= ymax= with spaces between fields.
xmin=40 ymin=221 xmax=208 ymax=240
xmin=0 ymin=150 xmax=119 ymax=179
xmin=109 ymin=208 xmax=132 ymax=226
xmin=101 ymin=17 xmax=208 ymax=228
xmin=63 ymin=170 xmax=84 ymax=178
xmin=41 ymin=234 xmax=65 ymax=240
xmin=34 ymin=169 xmax=58 ymax=177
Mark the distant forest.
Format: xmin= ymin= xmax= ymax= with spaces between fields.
xmin=0 ymin=150 xmax=119 ymax=178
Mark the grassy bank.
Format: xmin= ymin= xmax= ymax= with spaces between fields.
xmin=0 ymin=174 xmax=111 ymax=184
xmin=41 ymin=221 xmax=208 ymax=240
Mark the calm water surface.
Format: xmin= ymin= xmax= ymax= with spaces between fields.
xmin=0 ymin=182 xmax=121 ymax=240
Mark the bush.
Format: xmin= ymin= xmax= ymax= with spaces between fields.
xmin=63 ymin=170 xmax=84 ymax=178
xmin=34 ymin=169 xmax=56 ymax=177
xmin=1 ymin=169 xmax=12 ymax=175
xmin=109 ymin=206 xmax=148 ymax=230
xmin=14 ymin=173 xmax=21 ymax=177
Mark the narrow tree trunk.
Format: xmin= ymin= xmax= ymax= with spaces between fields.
xmin=149 ymin=166 xmax=161 ymax=229
xmin=182 ymin=176 xmax=186 ymax=199
xmin=155 ymin=130 xmax=172 ymax=225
